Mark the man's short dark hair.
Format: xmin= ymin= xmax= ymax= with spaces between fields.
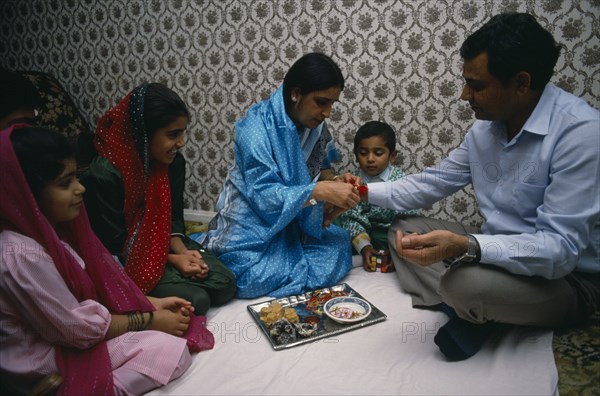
xmin=353 ymin=121 xmax=396 ymax=155
xmin=460 ymin=13 xmax=561 ymax=90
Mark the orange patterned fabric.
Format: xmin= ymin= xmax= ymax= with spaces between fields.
xmin=94 ymin=84 xmax=171 ymax=294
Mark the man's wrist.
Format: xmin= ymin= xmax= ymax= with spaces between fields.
xmin=446 ymin=234 xmax=480 ymax=267
xmin=465 ymin=234 xmax=480 ymax=262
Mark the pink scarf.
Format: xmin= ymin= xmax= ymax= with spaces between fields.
xmin=0 ymin=124 xmax=213 ymax=396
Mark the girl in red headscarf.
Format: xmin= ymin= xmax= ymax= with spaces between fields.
xmin=81 ymin=83 xmax=236 ymax=315
xmin=0 ymin=125 xmax=213 ymax=396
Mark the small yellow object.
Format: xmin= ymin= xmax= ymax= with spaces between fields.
xmin=259 ymin=301 xmax=300 ymax=327
xmin=284 ymin=307 xmax=299 ymax=323
xmin=368 ymin=255 xmax=377 ymax=271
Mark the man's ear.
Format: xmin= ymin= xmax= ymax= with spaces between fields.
xmin=515 ymin=71 xmax=532 ymax=94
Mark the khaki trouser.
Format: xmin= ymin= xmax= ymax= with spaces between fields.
xmin=388 ymin=216 xmax=600 ymax=327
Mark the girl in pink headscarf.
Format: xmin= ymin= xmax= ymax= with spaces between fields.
xmin=0 ymin=125 xmax=213 ymax=396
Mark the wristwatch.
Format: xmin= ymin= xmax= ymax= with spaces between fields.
xmin=463 ymin=234 xmax=479 ymax=262
xmin=447 ymin=234 xmax=479 ymax=266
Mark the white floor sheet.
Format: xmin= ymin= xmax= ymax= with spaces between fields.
xmin=148 ymin=264 xmax=558 ymax=395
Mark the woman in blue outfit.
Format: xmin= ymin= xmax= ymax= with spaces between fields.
xmin=200 ymin=53 xmax=361 ymax=298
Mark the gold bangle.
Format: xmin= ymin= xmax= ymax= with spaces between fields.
xmin=331 ymin=175 xmax=340 ymax=181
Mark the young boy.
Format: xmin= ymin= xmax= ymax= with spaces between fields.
xmin=337 ymin=121 xmax=418 ymax=272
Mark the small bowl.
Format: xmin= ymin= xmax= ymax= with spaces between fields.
xmin=323 ymin=296 xmax=371 ymax=324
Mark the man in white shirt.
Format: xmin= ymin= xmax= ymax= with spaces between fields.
xmin=366 ymin=12 xmax=599 ymax=360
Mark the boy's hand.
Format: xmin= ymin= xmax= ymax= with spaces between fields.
xmin=360 ymin=246 xmax=377 ymax=272
xmin=360 ymin=247 xmax=390 ymax=272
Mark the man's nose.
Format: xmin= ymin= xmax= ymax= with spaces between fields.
xmin=460 ymin=85 xmax=472 ymax=101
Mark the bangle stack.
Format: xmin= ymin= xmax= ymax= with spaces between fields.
xmin=127 ymin=311 xmax=154 ymax=331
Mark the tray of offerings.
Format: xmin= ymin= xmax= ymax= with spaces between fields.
xmin=247 ymin=283 xmax=387 ymax=350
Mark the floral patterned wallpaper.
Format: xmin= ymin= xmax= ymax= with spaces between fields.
xmin=1 ymin=0 xmax=598 ymax=226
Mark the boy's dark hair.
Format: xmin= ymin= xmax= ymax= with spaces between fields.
xmin=283 ymin=52 xmax=345 ymax=111
xmin=460 ymin=13 xmax=561 ymax=90
xmin=143 ymin=83 xmax=190 ymax=135
xmin=0 ymin=68 xmax=42 ymax=120
xmin=11 ymin=126 xmax=74 ymax=199
xmin=353 ymin=121 xmax=396 ymax=155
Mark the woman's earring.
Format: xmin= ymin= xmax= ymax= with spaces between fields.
xmin=292 ymin=96 xmax=297 ymax=102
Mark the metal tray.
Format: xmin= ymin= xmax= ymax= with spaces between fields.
xmin=247 ymin=283 xmax=387 ymax=350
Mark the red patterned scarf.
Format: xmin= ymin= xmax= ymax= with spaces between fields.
xmin=94 ymin=84 xmax=171 ymax=294
xmin=93 ymin=87 xmax=214 ymax=356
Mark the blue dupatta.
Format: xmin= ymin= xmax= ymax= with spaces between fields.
xmin=202 ymin=86 xmax=351 ymax=298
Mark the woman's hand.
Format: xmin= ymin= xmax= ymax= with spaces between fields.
xmin=152 ymin=308 xmax=191 ymax=337
xmin=338 ymin=172 xmax=362 ymax=186
xmin=168 ymin=252 xmax=209 ymax=279
xmin=312 ymin=180 xmax=360 ymax=210
xmin=321 ymin=202 xmax=346 ymax=228
xmin=183 ymin=249 xmax=203 ymax=260
xmin=148 ymin=296 xmax=194 ymax=315
xmin=106 ymin=300 xmax=193 ymax=340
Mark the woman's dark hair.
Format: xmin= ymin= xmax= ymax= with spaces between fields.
xmin=143 ymin=83 xmax=190 ymax=135
xmin=11 ymin=127 xmax=74 ymax=199
xmin=353 ymin=121 xmax=396 ymax=155
xmin=0 ymin=68 xmax=42 ymax=120
xmin=460 ymin=13 xmax=560 ymax=90
xmin=283 ymin=53 xmax=345 ymax=110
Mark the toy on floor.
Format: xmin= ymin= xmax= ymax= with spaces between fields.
xmin=368 ymin=250 xmax=394 ymax=272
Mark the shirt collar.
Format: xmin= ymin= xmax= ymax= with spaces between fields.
xmin=359 ymin=164 xmax=393 ymax=183
xmin=520 ymin=83 xmax=558 ymax=137
xmin=488 ymin=83 xmax=557 ymax=143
